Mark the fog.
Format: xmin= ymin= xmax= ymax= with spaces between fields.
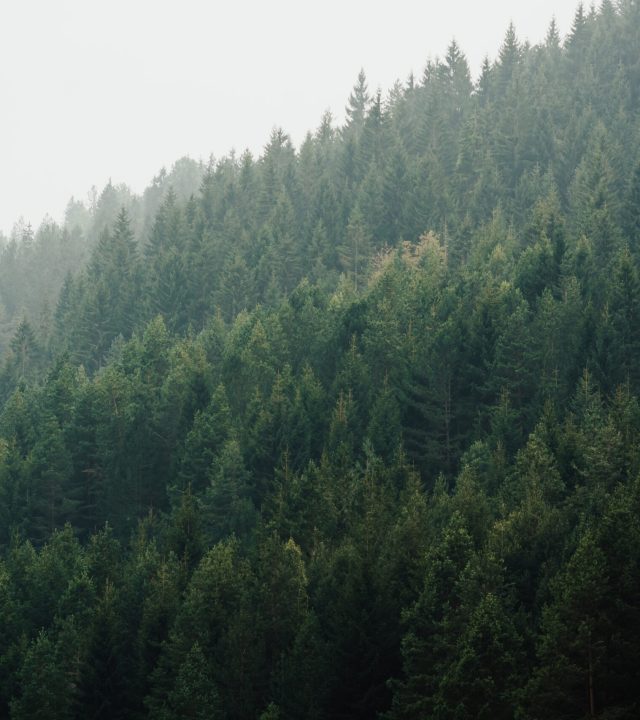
xmin=0 ymin=0 xmax=581 ymax=235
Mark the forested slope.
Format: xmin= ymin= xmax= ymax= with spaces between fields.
xmin=1 ymin=3 xmax=640 ymax=719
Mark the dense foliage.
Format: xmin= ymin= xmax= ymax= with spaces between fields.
xmin=1 ymin=2 xmax=640 ymax=718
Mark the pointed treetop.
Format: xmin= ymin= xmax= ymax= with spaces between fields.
xmin=264 ymin=127 xmax=292 ymax=157
xmin=477 ymin=56 xmax=492 ymax=98
xmin=445 ymin=39 xmax=463 ymax=68
xmin=441 ymin=38 xmax=472 ymax=96
xmin=369 ymin=88 xmax=382 ymax=118
xmin=567 ymin=3 xmax=587 ymax=44
xmin=422 ymin=58 xmax=436 ymax=86
xmin=345 ymin=68 xmax=371 ymax=131
xmin=546 ymin=17 xmax=560 ymax=48
xmin=499 ymin=22 xmax=521 ymax=66
xmin=316 ymin=110 xmax=334 ymax=143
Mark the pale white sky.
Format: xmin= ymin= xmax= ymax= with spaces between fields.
xmin=0 ymin=0 xmax=581 ymax=235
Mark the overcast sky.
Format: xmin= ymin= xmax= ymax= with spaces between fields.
xmin=0 ymin=0 xmax=581 ymax=236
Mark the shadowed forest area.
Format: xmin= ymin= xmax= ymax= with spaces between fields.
xmin=0 ymin=3 xmax=640 ymax=718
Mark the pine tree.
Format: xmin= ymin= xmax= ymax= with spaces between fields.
xmin=157 ymin=642 xmax=223 ymax=720
xmin=525 ymin=530 xmax=609 ymax=720
xmin=570 ymin=124 xmax=623 ymax=270
xmin=608 ymin=248 xmax=640 ymax=391
xmin=344 ymin=69 xmax=371 ymax=139
xmin=203 ymin=438 xmax=255 ymax=543
xmin=10 ymin=629 xmax=76 ymax=720
xmin=177 ymin=383 xmax=232 ymax=495
xmin=338 ymin=204 xmax=372 ymax=291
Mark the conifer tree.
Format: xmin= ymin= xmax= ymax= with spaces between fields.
xmin=345 ymin=69 xmax=371 ymax=139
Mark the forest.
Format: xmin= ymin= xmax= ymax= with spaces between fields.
xmin=0 ymin=2 xmax=639 ymax=718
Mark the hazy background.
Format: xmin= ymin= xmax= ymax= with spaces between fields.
xmin=0 ymin=0 xmax=581 ymax=236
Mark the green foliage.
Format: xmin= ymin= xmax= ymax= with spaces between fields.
xmin=10 ymin=629 xmax=76 ymax=720
xmin=0 ymin=5 xmax=640 ymax=718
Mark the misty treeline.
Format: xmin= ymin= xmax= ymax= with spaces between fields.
xmin=0 ymin=156 xmax=205 ymax=360
xmin=0 ymin=2 xmax=639 ymax=718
